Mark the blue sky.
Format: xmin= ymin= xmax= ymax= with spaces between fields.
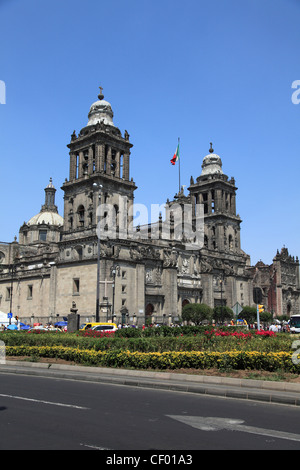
xmin=0 ymin=0 xmax=299 ymax=265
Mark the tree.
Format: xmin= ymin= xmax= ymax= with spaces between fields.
xmin=213 ymin=305 xmax=233 ymax=324
xmin=182 ymin=303 xmax=212 ymax=325
xmin=238 ymin=306 xmax=257 ymax=324
xmin=260 ymin=311 xmax=272 ymax=323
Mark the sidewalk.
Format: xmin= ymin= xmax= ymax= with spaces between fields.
xmin=1 ymin=360 xmax=300 ymax=406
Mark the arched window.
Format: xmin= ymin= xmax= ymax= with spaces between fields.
xmin=77 ymin=205 xmax=85 ymax=227
xmin=119 ymin=154 xmax=123 ymax=178
xmin=146 ymin=303 xmax=154 ymax=317
xmin=74 ymin=246 xmax=83 ymax=260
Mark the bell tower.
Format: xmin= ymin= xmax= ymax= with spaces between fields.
xmin=189 ymin=144 xmax=242 ymax=254
xmin=61 ymin=88 xmax=136 ymax=237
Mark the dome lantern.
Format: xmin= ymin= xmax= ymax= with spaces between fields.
xmin=201 ymin=143 xmax=224 ymax=176
xmin=86 ymin=86 xmax=115 ymax=127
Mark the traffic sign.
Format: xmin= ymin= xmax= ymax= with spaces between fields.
xmin=7 ymin=313 xmax=12 ymax=319
xmin=232 ymin=302 xmax=243 ymax=316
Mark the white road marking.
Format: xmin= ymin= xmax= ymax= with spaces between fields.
xmin=167 ymin=415 xmax=300 ymax=443
xmin=0 ymin=393 xmax=89 ymax=409
xmin=80 ymin=443 xmax=110 ymax=450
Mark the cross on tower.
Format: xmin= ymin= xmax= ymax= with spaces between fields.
xmin=98 ymin=86 xmax=104 ymax=100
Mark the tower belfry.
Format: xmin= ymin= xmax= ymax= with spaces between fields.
xmin=62 ymin=88 xmax=136 ymax=234
xmin=189 ymin=145 xmax=241 ymax=253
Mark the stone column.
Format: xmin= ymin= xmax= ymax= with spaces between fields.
xmin=99 ymin=144 xmax=105 ymax=173
xmin=106 ymin=146 xmax=112 ymax=175
xmin=78 ymin=151 xmax=84 ymax=178
xmin=231 ymin=193 xmax=236 ymax=215
xmin=88 ymin=146 xmax=94 ymax=175
xmin=123 ymin=152 xmax=130 ymax=180
xmin=162 ymin=267 xmax=178 ymax=321
xmin=95 ymin=144 xmax=101 ymax=172
xmin=115 ymin=150 xmax=121 ymax=178
xmin=215 ymin=189 xmax=222 ymax=212
xmin=222 ymin=191 xmax=226 ymax=211
xmin=215 ymin=223 xmax=222 ymax=251
xmin=69 ymin=152 xmax=77 ymax=181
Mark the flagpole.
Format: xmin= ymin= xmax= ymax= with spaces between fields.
xmin=178 ymin=137 xmax=180 ymax=193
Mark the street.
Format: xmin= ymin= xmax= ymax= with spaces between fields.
xmin=0 ymin=372 xmax=300 ymax=452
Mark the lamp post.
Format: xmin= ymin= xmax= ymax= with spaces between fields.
xmin=93 ymin=183 xmax=103 ymax=322
xmin=110 ymin=264 xmax=120 ymax=322
xmin=9 ymin=264 xmax=15 ymax=325
xmin=219 ymin=272 xmax=224 ymax=325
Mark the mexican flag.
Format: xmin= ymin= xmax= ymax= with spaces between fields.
xmin=170 ymin=143 xmax=180 ymax=165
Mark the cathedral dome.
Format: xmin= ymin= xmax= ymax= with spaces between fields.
xmin=87 ymin=87 xmax=114 ymax=127
xmin=27 ymin=211 xmax=63 ymax=227
xmin=201 ymin=143 xmax=224 ymax=176
xmin=19 ymin=179 xmax=63 ymax=245
xmin=27 ymin=178 xmax=63 ymax=227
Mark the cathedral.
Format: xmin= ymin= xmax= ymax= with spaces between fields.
xmin=0 ymin=88 xmax=299 ymax=326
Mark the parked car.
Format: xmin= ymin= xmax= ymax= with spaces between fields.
xmin=79 ymin=322 xmax=117 ymax=331
xmin=91 ymin=323 xmax=118 ymax=332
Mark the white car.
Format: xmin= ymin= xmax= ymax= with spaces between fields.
xmin=91 ymin=324 xmax=117 ymax=332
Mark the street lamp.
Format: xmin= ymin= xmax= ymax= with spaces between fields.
xmin=219 ymin=272 xmax=224 ymax=325
xmin=9 ymin=264 xmax=15 ymax=325
xmin=93 ymin=183 xmax=103 ymax=322
xmin=110 ymin=264 xmax=120 ymax=322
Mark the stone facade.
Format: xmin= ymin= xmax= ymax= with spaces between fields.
xmin=248 ymin=248 xmax=300 ymax=317
xmin=0 ymin=89 xmax=299 ymax=325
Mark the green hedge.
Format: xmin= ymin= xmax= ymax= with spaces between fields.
xmin=0 ymin=329 xmax=295 ymax=353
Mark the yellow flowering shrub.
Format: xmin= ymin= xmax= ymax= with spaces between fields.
xmin=5 ymin=345 xmax=300 ymax=373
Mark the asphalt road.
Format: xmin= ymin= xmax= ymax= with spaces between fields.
xmin=1 ymin=372 xmax=300 ymax=453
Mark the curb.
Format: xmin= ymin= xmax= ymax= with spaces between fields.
xmin=1 ymin=361 xmax=300 ymax=406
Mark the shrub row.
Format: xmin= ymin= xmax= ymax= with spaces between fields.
xmin=0 ymin=329 xmax=294 ymax=353
xmin=5 ymin=345 xmax=300 ymax=373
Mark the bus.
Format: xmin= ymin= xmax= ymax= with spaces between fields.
xmin=289 ymin=315 xmax=300 ymax=333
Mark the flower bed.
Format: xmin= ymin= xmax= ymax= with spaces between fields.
xmin=1 ymin=327 xmax=298 ymax=373
xmin=5 ymin=345 xmax=300 ymax=373
xmin=0 ymin=327 xmax=294 ymax=354
xmin=204 ymin=329 xmax=276 ymax=338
